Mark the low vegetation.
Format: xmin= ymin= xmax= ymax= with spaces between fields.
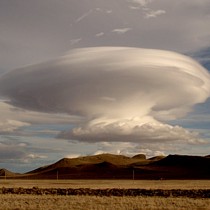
xmin=1 ymin=179 xmax=210 ymax=189
xmin=0 ymin=194 xmax=209 ymax=210
xmin=1 ymin=187 xmax=210 ymax=198
xmin=0 ymin=180 xmax=209 ymax=209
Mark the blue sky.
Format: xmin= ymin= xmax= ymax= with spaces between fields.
xmin=0 ymin=0 xmax=210 ymax=172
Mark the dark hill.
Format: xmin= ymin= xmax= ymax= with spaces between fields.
xmin=152 ymin=154 xmax=210 ymax=168
xmin=25 ymin=154 xmax=146 ymax=179
xmin=0 ymin=168 xmax=19 ymax=177
xmin=132 ymin=154 xmax=146 ymax=159
xmin=28 ymin=153 xmax=148 ymax=174
xmin=2 ymin=154 xmax=210 ymax=179
xmin=148 ymin=156 xmax=165 ymax=161
xmin=149 ymin=155 xmax=210 ymax=179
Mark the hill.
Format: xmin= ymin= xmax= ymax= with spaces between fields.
xmin=2 ymin=154 xmax=210 ymax=179
xmin=25 ymin=153 xmax=149 ymax=179
xmin=148 ymin=154 xmax=210 ymax=179
xmin=0 ymin=168 xmax=20 ymax=178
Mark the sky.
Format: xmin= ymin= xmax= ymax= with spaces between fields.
xmin=0 ymin=0 xmax=210 ymax=172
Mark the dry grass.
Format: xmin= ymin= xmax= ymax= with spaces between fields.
xmin=1 ymin=179 xmax=210 ymax=189
xmin=0 ymin=194 xmax=209 ymax=210
xmin=0 ymin=180 xmax=210 ymax=210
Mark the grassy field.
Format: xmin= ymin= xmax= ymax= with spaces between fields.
xmin=0 ymin=180 xmax=210 ymax=210
xmin=1 ymin=179 xmax=210 ymax=189
xmin=0 ymin=194 xmax=209 ymax=210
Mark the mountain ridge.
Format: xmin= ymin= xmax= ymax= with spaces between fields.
xmin=1 ymin=153 xmax=210 ymax=180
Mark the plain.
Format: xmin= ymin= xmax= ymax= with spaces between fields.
xmin=0 ymin=179 xmax=210 ymax=210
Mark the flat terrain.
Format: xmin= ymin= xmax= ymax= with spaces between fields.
xmin=1 ymin=179 xmax=210 ymax=189
xmin=0 ymin=194 xmax=209 ymax=210
xmin=0 ymin=180 xmax=210 ymax=210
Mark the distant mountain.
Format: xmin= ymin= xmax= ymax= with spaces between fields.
xmin=25 ymin=153 xmax=150 ymax=179
xmin=0 ymin=168 xmax=19 ymax=177
xmin=2 ymin=154 xmax=210 ymax=179
xmin=132 ymin=154 xmax=146 ymax=159
xmin=152 ymin=154 xmax=210 ymax=167
xmin=148 ymin=156 xmax=166 ymax=161
xmin=149 ymin=154 xmax=210 ymax=179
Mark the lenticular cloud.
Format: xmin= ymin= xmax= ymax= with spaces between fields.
xmin=0 ymin=47 xmax=210 ymax=142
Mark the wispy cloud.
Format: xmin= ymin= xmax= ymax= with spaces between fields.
xmin=95 ymin=32 xmax=104 ymax=37
xmin=0 ymin=101 xmax=81 ymax=136
xmin=75 ymin=9 xmax=93 ymax=23
xmin=106 ymin=10 xmax=112 ymax=14
xmin=144 ymin=9 xmax=166 ymax=19
xmin=0 ymin=120 xmax=30 ymax=134
xmin=129 ymin=6 xmax=141 ymax=10
xmin=112 ymin=28 xmax=132 ymax=34
xmin=128 ymin=0 xmax=166 ymax=19
xmin=70 ymin=38 xmax=82 ymax=45
xmin=128 ymin=0 xmax=153 ymax=7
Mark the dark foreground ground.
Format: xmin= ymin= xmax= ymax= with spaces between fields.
xmin=1 ymin=187 xmax=210 ymax=198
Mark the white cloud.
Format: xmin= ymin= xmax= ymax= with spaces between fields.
xmin=153 ymin=150 xmax=166 ymax=156
xmin=128 ymin=0 xmax=166 ymax=19
xmin=0 ymin=119 xmax=30 ymax=133
xmin=75 ymin=9 xmax=93 ymax=23
xmin=129 ymin=6 xmax=141 ymax=10
xmin=106 ymin=10 xmax=112 ymax=14
xmin=26 ymin=153 xmax=47 ymax=159
xmin=70 ymin=38 xmax=82 ymax=46
xmin=0 ymin=101 xmax=81 ymax=124
xmin=59 ymin=118 xmax=203 ymax=144
xmin=65 ymin=154 xmax=81 ymax=159
xmin=93 ymin=141 xmax=168 ymax=158
xmin=1 ymin=0 xmax=210 ymax=77
xmin=0 ymin=101 xmax=81 ymax=135
xmin=128 ymin=0 xmax=153 ymax=7
xmin=95 ymin=32 xmax=104 ymax=37
xmin=93 ymin=150 xmax=105 ymax=155
xmin=94 ymin=142 xmax=136 ymax=156
xmin=144 ymin=9 xmax=166 ymax=19
xmin=0 ymin=47 xmax=209 ymax=143
xmin=0 ymin=139 xmax=45 ymax=165
xmin=95 ymin=8 xmax=103 ymax=12
xmin=112 ymin=28 xmax=132 ymax=34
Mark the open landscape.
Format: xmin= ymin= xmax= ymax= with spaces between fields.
xmin=1 ymin=154 xmax=210 ymax=210
xmin=1 ymin=153 xmax=210 ymax=180
xmin=1 ymin=154 xmax=210 ymax=209
xmin=0 ymin=179 xmax=210 ymax=210
xmin=0 ymin=194 xmax=210 ymax=210
xmin=1 ymin=1 xmax=210 ymax=209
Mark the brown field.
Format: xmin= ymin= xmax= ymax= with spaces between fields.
xmin=0 ymin=180 xmax=210 ymax=210
xmin=0 ymin=194 xmax=210 ymax=210
xmin=1 ymin=179 xmax=210 ymax=189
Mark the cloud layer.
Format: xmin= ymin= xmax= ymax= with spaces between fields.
xmin=0 ymin=47 xmax=210 ymax=143
xmin=1 ymin=0 xmax=210 ymax=74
